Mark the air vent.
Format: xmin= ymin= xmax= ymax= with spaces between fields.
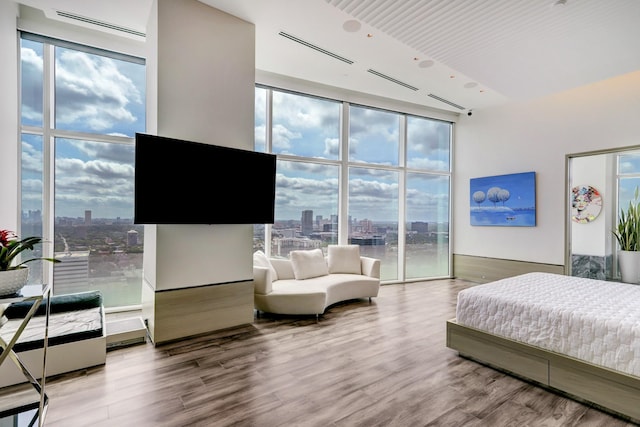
xmin=367 ymin=69 xmax=419 ymax=91
xmin=56 ymin=10 xmax=146 ymax=38
xmin=427 ymin=93 xmax=465 ymax=110
xmin=278 ymin=32 xmax=354 ymax=64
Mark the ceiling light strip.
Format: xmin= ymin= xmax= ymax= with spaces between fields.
xmin=278 ymin=32 xmax=354 ymax=64
xmin=427 ymin=93 xmax=465 ymax=110
xmin=56 ymin=11 xmax=146 ymax=38
xmin=366 ymin=69 xmax=419 ymax=91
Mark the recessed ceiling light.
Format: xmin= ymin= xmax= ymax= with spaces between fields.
xmin=367 ymin=33 xmax=374 ymax=38
xmin=418 ymin=59 xmax=434 ymax=68
xmin=343 ymin=19 xmax=361 ymax=32
xmin=464 ymin=82 xmax=478 ymax=89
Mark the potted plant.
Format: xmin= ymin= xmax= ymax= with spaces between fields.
xmin=0 ymin=229 xmax=60 ymax=296
xmin=612 ymin=187 xmax=640 ymax=284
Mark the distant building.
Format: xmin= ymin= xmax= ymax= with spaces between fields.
xmin=301 ymin=210 xmax=313 ymax=236
xmin=127 ymin=229 xmax=139 ymax=246
xmin=323 ymin=223 xmax=337 ymax=232
xmin=84 ymin=210 xmax=92 ymax=226
xmin=53 ymin=250 xmax=90 ymax=294
xmin=360 ymin=219 xmax=373 ymax=233
xmin=411 ymin=221 xmax=429 ymax=233
xmin=349 ymin=235 xmax=385 ymax=246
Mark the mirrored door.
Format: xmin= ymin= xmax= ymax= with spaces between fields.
xmin=566 ymin=146 xmax=640 ymax=280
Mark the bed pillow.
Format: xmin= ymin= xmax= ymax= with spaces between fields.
xmin=253 ymin=250 xmax=278 ymax=281
xmin=290 ymin=249 xmax=329 ymax=280
xmin=327 ymin=245 xmax=362 ymax=274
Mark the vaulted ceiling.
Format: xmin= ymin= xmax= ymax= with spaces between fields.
xmin=17 ymin=0 xmax=640 ymax=113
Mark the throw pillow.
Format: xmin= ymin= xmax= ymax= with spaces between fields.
xmin=327 ymin=245 xmax=361 ymax=274
xmin=253 ymin=250 xmax=278 ymax=281
xmin=290 ymin=248 xmax=329 ymax=280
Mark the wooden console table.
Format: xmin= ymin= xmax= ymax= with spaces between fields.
xmin=0 ymin=284 xmax=51 ymax=426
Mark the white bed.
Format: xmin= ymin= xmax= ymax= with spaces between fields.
xmin=446 ymin=272 xmax=640 ymax=423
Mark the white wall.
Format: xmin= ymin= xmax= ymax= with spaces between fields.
xmin=454 ymin=70 xmax=640 ymax=265
xmin=0 ymin=2 xmax=20 ymax=231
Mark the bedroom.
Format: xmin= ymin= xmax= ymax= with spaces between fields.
xmin=1 ymin=0 xmax=639 ymax=425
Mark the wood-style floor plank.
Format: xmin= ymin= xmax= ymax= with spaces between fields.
xmin=39 ymin=279 xmax=637 ymax=426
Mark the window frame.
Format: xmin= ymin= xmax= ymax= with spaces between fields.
xmin=18 ymin=31 xmax=146 ymax=309
xmin=256 ymin=86 xmax=453 ymax=283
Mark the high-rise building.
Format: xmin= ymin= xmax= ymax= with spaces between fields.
xmin=127 ymin=229 xmax=139 ymax=246
xmin=411 ymin=221 xmax=429 ymax=233
xmin=301 ymin=210 xmax=313 ymax=236
xmin=84 ymin=210 xmax=92 ymax=226
xmin=360 ymin=219 xmax=373 ymax=233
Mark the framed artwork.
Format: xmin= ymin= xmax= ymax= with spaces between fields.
xmin=571 ymin=185 xmax=602 ymax=223
xmin=470 ymin=171 xmax=536 ymax=227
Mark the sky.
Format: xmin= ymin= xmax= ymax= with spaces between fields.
xmin=20 ymin=38 xmax=145 ymax=220
xmin=255 ymin=88 xmax=452 ymax=223
xmin=21 ymin=37 xmax=452 ymax=224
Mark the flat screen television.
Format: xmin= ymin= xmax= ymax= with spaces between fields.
xmin=134 ymin=133 xmax=276 ymax=224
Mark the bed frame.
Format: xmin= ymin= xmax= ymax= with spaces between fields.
xmin=446 ymin=319 xmax=640 ymax=424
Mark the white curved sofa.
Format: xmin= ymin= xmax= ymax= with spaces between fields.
xmin=253 ymin=246 xmax=380 ymax=318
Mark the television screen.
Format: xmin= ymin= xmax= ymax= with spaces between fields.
xmin=134 ymin=133 xmax=276 ymax=224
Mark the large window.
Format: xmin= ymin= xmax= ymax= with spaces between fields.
xmin=256 ymin=87 xmax=452 ymax=282
xmin=20 ymin=33 xmax=145 ymax=308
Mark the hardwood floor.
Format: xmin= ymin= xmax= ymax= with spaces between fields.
xmin=42 ymin=279 xmax=637 ymax=427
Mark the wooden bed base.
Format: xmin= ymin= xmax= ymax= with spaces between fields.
xmin=446 ymin=319 xmax=640 ymax=424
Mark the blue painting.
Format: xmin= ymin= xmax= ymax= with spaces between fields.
xmin=470 ymin=171 xmax=536 ymax=227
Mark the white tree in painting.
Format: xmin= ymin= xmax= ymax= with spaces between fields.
xmin=472 ymin=190 xmax=486 ymax=206
xmin=487 ymin=187 xmax=502 ymax=207
xmin=498 ymin=188 xmax=510 ymax=206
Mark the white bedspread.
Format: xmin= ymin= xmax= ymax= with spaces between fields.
xmin=456 ymin=272 xmax=640 ymax=378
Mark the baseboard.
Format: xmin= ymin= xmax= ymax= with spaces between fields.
xmin=106 ymin=317 xmax=147 ymax=349
xmin=453 ymin=254 xmax=565 ymax=283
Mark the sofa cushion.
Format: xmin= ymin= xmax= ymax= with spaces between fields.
xmin=253 ymin=250 xmax=278 ymax=281
xmin=271 ymin=258 xmax=295 ymax=280
xmin=290 ymin=249 xmax=329 ymax=280
xmin=327 ymin=245 xmax=361 ymax=274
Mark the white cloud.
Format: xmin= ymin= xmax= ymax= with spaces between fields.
xmin=55 ymin=50 xmax=142 ymax=132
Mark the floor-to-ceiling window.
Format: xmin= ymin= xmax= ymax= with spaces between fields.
xmin=19 ymin=32 xmax=146 ymax=308
xmin=405 ymin=115 xmax=451 ymax=279
xmin=348 ymin=106 xmax=400 ymax=280
xmin=255 ymin=86 xmax=452 ymax=282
